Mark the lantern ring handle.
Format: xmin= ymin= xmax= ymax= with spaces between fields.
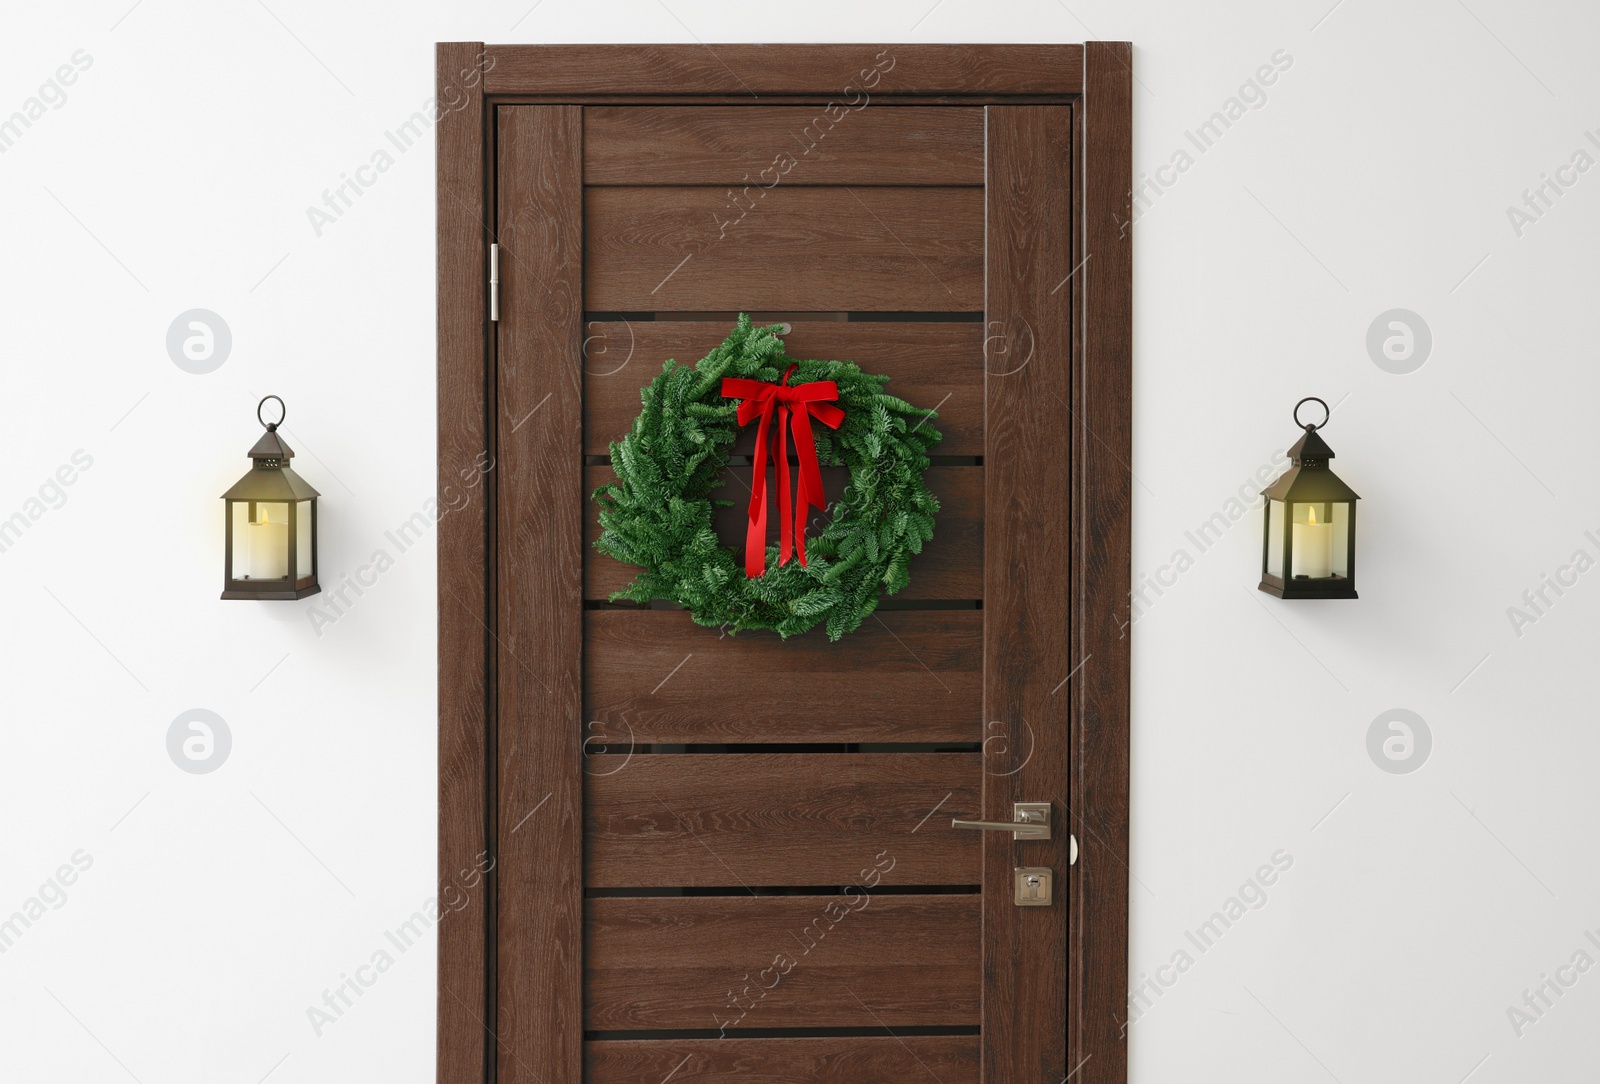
xmin=257 ymin=395 xmax=286 ymax=431
xmin=1293 ymin=396 xmax=1329 ymax=431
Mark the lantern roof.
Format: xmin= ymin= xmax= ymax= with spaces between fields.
xmin=1262 ymin=426 xmax=1359 ymax=502
xmin=223 ymin=464 xmax=320 ymax=501
xmin=1287 ymin=426 xmax=1334 ymax=464
xmin=223 ymin=422 xmax=321 ymax=501
xmin=248 ymin=428 xmax=295 ymax=462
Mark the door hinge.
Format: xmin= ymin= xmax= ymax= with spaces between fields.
xmin=489 ymin=243 xmax=500 ymax=322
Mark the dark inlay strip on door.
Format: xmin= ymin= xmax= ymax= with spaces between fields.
xmin=582 ymin=311 xmax=988 ymax=322
xmin=587 ymin=1025 xmax=981 ymax=1040
xmin=583 ymin=455 xmax=983 ymax=466
xmin=583 ymin=600 xmax=982 ymax=611
xmin=583 ymin=742 xmax=981 ymax=753
xmin=849 ymin=311 xmax=986 ymax=321
xmin=586 ymin=885 xmax=982 ymax=898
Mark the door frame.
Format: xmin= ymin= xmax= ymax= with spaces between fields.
xmin=436 ymin=41 xmax=1132 ymax=1083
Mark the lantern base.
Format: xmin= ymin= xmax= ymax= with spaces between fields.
xmin=221 ymin=582 xmax=322 ymax=601
xmin=1258 ymin=574 xmax=1357 ymax=600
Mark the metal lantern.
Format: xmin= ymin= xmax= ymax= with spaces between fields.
xmin=221 ymin=396 xmax=321 ymax=600
xmin=1259 ymin=397 xmax=1359 ymax=600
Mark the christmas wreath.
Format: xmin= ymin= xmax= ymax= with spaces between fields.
xmin=592 ymin=315 xmax=942 ymax=640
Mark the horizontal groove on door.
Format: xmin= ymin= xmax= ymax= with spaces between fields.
xmin=586 ymin=753 xmax=980 ymax=887
xmin=585 ymin=1033 xmax=981 ymax=1083
xmin=584 ymin=609 xmax=982 ymax=744
xmin=583 ymin=311 xmax=988 ymax=323
xmin=584 ymin=600 xmax=981 ymax=612
xmin=583 ymin=105 xmax=984 ymax=186
xmin=849 ymin=310 xmax=987 ymax=322
xmin=585 ymin=894 xmax=980 ymax=1030
xmin=586 ymin=884 xmax=982 ymax=897
xmin=586 ymin=1026 xmax=981 ymax=1039
xmin=583 ymin=455 xmax=982 ymax=466
xmin=584 ymin=320 xmax=984 ymax=456
xmin=585 ymin=465 xmax=981 ymax=601
xmin=869 ymin=598 xmax=981 ymax=609
xmin=584 ymin=187 xmax=983 ymax=311
xmin=583 ymin=742 xmax=982 ymax=754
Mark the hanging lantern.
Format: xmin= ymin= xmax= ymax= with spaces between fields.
xmin=221 ymin=396 xmax=321 ymax=600
xmin=1259 ymin=397 xmax=1359 ymax=599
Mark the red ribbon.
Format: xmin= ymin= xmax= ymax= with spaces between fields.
xmin=721 ymin=365 xmax=845 ymax=578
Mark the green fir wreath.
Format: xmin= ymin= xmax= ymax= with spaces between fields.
xmin=591 ymin=314 xmax=942 ymax=640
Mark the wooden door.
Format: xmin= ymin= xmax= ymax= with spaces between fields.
xmin=438 ymin=43 xmax=1131 ymax=1084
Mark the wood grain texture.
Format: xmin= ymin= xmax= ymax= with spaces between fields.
xmin=585 ymin=753 xmax=981 ymax=886
xmin=984 ymin=105 xmax=1074 ymax=1084
xmin=1078 ymin=43 xmax=1134 ymax=1084
xmin=583 ymin=105 xmax=984 ymax=186
xmin=434 ymin=41 xmax=489 ymax=1084
xmin=483 ymin=43 xmax=1083 ymax=96
xmin=584 ymin=609 xmax=982 ymax=744
xmin=586 ymin=895 xmax=980 ymax=1029
xmin=586 ymin=1036 xmax=980 ymax=1083
xmin=584 ymin=464 xmax=983 ymax=601
xmin=584 ymin=187 xmax=983 ymax=312
xmin=583 ymin=321 xmax=985 ymax=457
xmin=494 ymin=105 xmax=585 ymax=1084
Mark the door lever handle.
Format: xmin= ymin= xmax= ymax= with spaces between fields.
xmin=951 ymin=802 xmax=1050 ymax=841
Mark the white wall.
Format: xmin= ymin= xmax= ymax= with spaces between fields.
xmin=3 ymin=1 xmax=1596 ymax=1080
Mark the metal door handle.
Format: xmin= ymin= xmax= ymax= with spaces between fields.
xmin=951 ymin=802 xmax=1050 ymax=841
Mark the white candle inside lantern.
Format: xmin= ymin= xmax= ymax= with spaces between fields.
xmin=1292 ymin=504 xmax=1333 ymax=579
xmin=247 ymin=505 xmax=289 ymax=579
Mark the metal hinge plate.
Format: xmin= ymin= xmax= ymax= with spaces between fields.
xmin=489 ymin=243 xmax=500 ymax=322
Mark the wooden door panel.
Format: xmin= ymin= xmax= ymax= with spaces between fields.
xmin=582 ymin=321 xmax=986 ymax=457
xmin=584 ymin=609 xmax=981 ymax=744
xmin=584 ymin=187 xmax=983 ymax=311
xmin=585 ymin=753 xmax=981 ymax=886
xmin=585 ymin=1036 xmax=981 ymax=1083
xmin=584 ymin=464 xmax=982 ymax=601
xmin=585 ymin=895 xmax=980 ymax=1029
xmin=583 ymin=105 xmax=985 ymax=186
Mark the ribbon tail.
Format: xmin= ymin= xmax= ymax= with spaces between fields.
xmin=790 ymin=406 xmax=826 ymax=568
xmin=745 ymin=404 xmax=773 ymax=578
xmin=777 ymin=405 xmax=794 ymax=567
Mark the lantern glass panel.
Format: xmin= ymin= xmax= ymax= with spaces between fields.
xmin=243 ymin=501 xmax=291 ymax=581
xmin=1289 ymin=501 xmax=1350 ymax=580
xmin=296 ymin=500 xmax=314 ymax=578
xmin=1266 ymin=499 xmax=1285 ymax=578
xmin=230 ymin=501 xmax=250 ymax=578
xmin=1330 ymin=501 xmax=1351 ymax=578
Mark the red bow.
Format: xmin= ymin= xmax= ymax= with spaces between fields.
xmin=721 ymin=365 xmax=845 ymax=578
